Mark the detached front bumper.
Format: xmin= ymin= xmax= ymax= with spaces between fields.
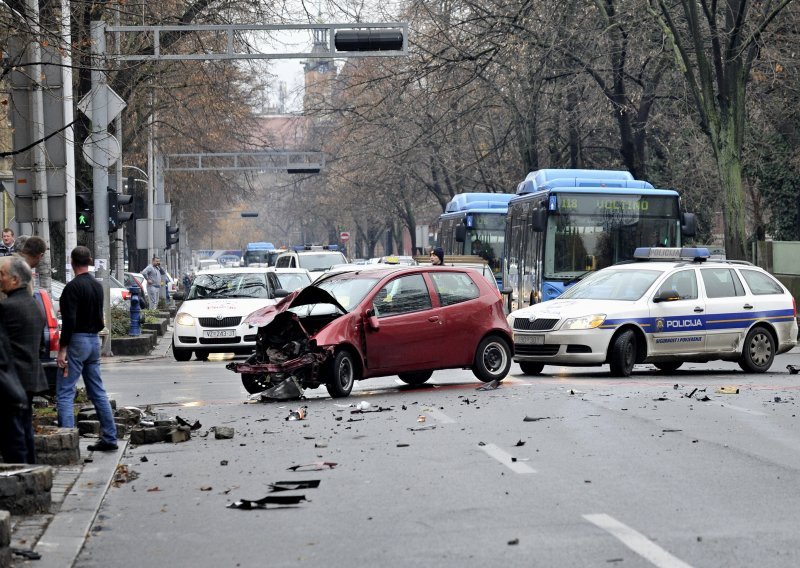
xmin=226 ymin=351 xmax=329 ymax=375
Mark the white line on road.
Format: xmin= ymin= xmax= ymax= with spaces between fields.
xmin=480 ymin=443 xmax=536 ymax=474
xmin=583 ymin=513 xmax=693 ymax=568
xmin=423 ymin=407 xmax=456 ymax=424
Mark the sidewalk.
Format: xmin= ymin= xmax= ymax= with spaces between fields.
xmin=9 ymin=440 xmax=126 ymax=568
xmin=6 ymin=328 xmax=173 ymax=566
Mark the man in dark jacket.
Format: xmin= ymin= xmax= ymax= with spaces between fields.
xmin=56 ymin=246 xmax=118 ymax=452
xmin=0 ymin=255 xmax=48 ymax=463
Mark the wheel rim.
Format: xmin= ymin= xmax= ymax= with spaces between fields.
xmin=483 ymin=341 xmax=508 ymax=376
xmin=338 ymin=357 xmax=354 ymax=389
xmin=749 ymin=332 xmax=773 ymax=366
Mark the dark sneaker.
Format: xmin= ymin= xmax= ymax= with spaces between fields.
xmin=87 ymin=441 xmax=118 ymax=452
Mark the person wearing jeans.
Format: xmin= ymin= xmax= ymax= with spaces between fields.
xmin=56 ymin=246 xmax=117 ymax=452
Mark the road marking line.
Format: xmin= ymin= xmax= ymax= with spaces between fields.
xmin=423 ymin=408 xmax=456 ymax=423
xmin=710 ymin=402 xmax=766 ymax=416
xmin=480 ymin=443 xmax=536 ymax=474
xmin=583 ymin=513 xmax=693 ymax=568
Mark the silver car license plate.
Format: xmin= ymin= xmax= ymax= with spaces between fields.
xmin=515 ymin=334 xmax=544 ymax=345
xmin=203 ymin=329 xmax=235 ymax=338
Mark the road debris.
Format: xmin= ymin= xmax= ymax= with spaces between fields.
xmin=515 ymin=440 xmax=525 ymax=447
xmin=716 ymin=386 xmax=740 ymax=394
xmin=354 ymin=401 xmax=371 ymax=411
xmin=253 ymin=377 xmax=305 ymax=401
xmin=476 ymin=379 xmax=501 ymax=391
xmin=417 ymin=415 xmax=426 ymax=423
xmin=269 ymin=480 xmax=321 ymax=492
xmin=351 ymin=406 xmax=392 ymax=414
xmin=523 ymin=416 xmax=550 ymax=422
xmin=11 ymin=548 xmax=42 ymax=560
xmin=787 ymin=365 xmax=800 ymax=374
xmin=111 ymin=464 xmax=139 ymax=487
xmin=685 ymin=388 xmax=698 ymax=399
xmin=662 ymin=429 xmax=682 ymax=433
xmin=227 ymin=495 xmax=308 ymax=509
xmin=507 ymin=538 xmax=519 ymax=546
xmin=286 ymin=407 xmax=307 ymax=421
xmin=287 ymin=462 xmax=337 ymax=472
xmin=175 ymin=415 xmax=202 ymax=430
xmin=696 ymin=394 xmax=711 ymax=401
xmin=214 ymin=426 xmax=235 ymax=439
xmin=407 ymin=425 xmax=437 ymax=431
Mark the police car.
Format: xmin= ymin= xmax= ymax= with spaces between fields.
xmin=507 ymin=248 xmax=798 ymax=376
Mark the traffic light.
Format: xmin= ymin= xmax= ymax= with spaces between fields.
xmin=165 ymin=224 xmax=179 ymax=249
xmin=334 ymin=29 xmax=404 ymax=52
xmin=108 ymin=187 xmax=134 ymax=233
xmin=76 ymin=191 xmax=93 ymax=231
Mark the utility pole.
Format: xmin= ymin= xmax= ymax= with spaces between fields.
xmin=62 ymin=0 xmax=77 ymax=281
xmin=90 ymin=20 xmax=111 ymax=355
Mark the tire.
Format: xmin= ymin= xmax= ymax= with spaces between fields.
xmin=654 ymin=362 xmax=683 ymax=373
xmin=738 ymin=326 xmax=775 ymax=373
xmin=326 ymin=351 xmax=356 ymax=398
xmin=173 ymin=343 xmax=192 ymax=362
xmin=472 ymin=335 xmax=512 ymax=382
xmin=519 ymin=362 xmax=544 ymax=375
xmin=609 ymin=330 xmax=636 ymax=377
xmin=398 ymin=371 xmax=433 ymax=385
xmin=242 ymin=373 xmax=270 ymax=394
xmin=195 ymin=351 xmax=209 ymax=362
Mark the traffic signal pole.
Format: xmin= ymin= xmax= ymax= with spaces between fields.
xmin=91 ymin=21 xmax=112 ymax=355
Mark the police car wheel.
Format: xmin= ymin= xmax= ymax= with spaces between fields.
xmin=172 ymin=343 xmax=192 ymax=362
xmin=398 ymin=371 xmax=433 ymax=385
xmin=472 ymin=335 xmax=512 ymax=382
xmin=519 ymin=362 xmax=544 ymax=375
xmin=654 ymin=362 xmax=682 ymax=373
xmin=610 ymin=330 xmax=637 ymax=377
xmin=738 ymin=327 xmax=775 ymax=373
xmin=326 ymin=350 xmax=356 ymax=398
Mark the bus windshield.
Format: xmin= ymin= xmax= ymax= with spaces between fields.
xmin=544 ymin=194 xmax=680 ymax=280
xmin=464 ymin=213 xmax=505 ymax=273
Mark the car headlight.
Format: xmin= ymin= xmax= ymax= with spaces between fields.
xmin=175 ymin=313 xmax=195 ymax=326
xmin=561 ymin=314 xmax=606 ymax=330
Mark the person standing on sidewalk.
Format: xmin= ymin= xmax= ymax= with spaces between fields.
xmin=142 ymin=256 xmax=162 ymax=308
xmin=56 ymin=246 xmax=118 ymax=452
xmin=0 ymin=228 xmax=16 ymax=256
xmin=0 ymin=255 xmax=48 ymax=463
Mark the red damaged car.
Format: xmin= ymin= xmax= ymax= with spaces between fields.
xmin=227 ymin=266 xmax=513 ymax=398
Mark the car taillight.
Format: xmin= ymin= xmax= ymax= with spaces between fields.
xmin=50 ymin=328 xmax=60 ymax=357
xmin=123 ymin=290 xmax=131 ymax=300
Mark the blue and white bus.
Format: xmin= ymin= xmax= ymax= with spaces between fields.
xmin=435 ymin=193 xmax=514 ymax=277
xmin=504 ymin=169 xmax=696 ymax=309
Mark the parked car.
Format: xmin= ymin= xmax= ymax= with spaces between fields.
xmin=35 ymin=287 xmax=61 ymax=392
xmin=51 ymin=275 xmax=131 ymax=323
xmin=506 ymin=247 xmax=798 ymax=376
xmin=124 ymin=272 xmax=150 ymax=308
xmin=172 ymin=268 xmax=289 ymax=362
xmin=274 ymin=246 xmax=348 ymax=281
xmin=227 ymin=265 xmax=514 ymax=397
xmin=266 ymin=267 xmax=312 ymax=293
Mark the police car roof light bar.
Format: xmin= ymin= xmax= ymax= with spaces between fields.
xmin=633 ymin=247 xmax=710 ymax=262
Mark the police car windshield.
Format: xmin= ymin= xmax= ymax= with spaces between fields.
xmin=558 ymin=268 xmax=661 ymax=301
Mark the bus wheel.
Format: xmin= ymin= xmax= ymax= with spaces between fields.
xmin=609 ymin=330 xmax=636 ymax=377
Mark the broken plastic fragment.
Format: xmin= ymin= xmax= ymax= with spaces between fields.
xmin=716 ymin=386 xmax=739 ymax=394
xmin=523 ymin=416 xmax=550 ymax=422
xmin=507 ymin=538 xmax=519 ymax=546
xmin=787 ymin=365 xmax=800 ymax=375
xmin=355 ymin=401 xmax=371 ymax=411
xmin=227 ymin=494 xmax=307 ymax=509
xmin=696 ymin=394 xmax=711 ymax=401
xmin=287 ymin=462 xmax=337 ymax=472
xmin=476 ymin=379 xmax=500 ymax=391
xmin=176 ymin=415 xmax=202 ymax=430
xmin=407 ymin=425 xmax=437 ymax=431
xmin=269 ymin=480 xmax=321 ymax=492
xmin=515 ymin=440 xmax=525 ymax=447
xmin=259 ymin=378 xmax=305 ymax=401
xmin=685 ymin=388 xmax=698 ymax=399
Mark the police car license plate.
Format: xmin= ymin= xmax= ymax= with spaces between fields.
xmin=515 ymin=334 xmax=544 ymax=345
xmin=203 ymin=329 xmax=235 ymax=338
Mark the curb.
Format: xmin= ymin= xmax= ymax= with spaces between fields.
xmin=32 ymin=439 xmax=126 ymax=568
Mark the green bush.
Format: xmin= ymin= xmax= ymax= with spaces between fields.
xmin=109 ymin=306 xmax=161 ymax=337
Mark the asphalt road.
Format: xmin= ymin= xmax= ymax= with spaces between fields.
xmin=75 ymin=354 xmax=800 ymax=568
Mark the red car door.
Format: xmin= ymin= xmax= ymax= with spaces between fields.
xmin=428 ymin=271 xmax=484 ymax=366
xmin=364 ymin=273 xmax=442 ymax=373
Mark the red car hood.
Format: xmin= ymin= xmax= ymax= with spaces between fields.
xmin=243 ymin=286 xmax=347 ymax=327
